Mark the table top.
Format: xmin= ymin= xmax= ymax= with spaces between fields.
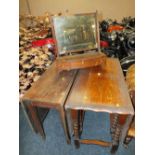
xmin=22 ymin=62 xmax=77 ymax=106
xmin=65 ymin=58 xmax=134 ymax=115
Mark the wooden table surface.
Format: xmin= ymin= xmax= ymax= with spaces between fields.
xmin=22 ymin=62 xmax=77 ymax=106
xmin=65 ymin=58 xmax=134 ymax=115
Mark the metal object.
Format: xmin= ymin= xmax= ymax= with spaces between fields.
xmin=100 ymin=17 xmax=135 ymax=62
xmin=120 ymin=55 xmax=135 ymax=75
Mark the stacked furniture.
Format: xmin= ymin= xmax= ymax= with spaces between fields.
xmin=21 ymin=12 xmax=134 ymax=153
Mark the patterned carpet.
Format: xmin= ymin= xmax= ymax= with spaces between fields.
xmin=19 ymin=106 xmax=134 ymax=155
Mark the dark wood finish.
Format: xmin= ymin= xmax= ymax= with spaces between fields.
xmin=37 ymin=107 xmax=49 ymax=123
xmin=123 ymin=64 xmax=135 ymax=146
xmin=27 ymin=103 xmax=46 ymax=139
xmin=66 ymin=58 xmax=134 ymax=114
xmin=58 ymin=107 xmax=71 ymax=144
xmin=124 ymin=119 xmax=135 ymax=147
xmin=51 ymin=12 xmax=105 ymax=71
xmin=21 ymin=101 xmax=38 ymax=133
xmin=71 ymin=110 xmax=80 ymax=148
xmin=124 ymin=136 xmax=133 ymax=147
xmin=130 ymin=90 xmax=135 ymax=108
xmin=79 ymin=110 xmax=85 ymax=135
xmin=55 ymin=52 xmax=105 ymax=71
xmin=23 ymin=62 xmax=77 ymax=105
xmin=110 ymin=114 xmax=119 ymax=140
xmin=65 ymin=58 xmax=134 ymax=152
xmin=127 ymin=120 xmax=135 ymax=137
xmin=21 ymin=62 xmax=78 ymax=143
xmin=126 ymin=64 xmax=135 ymax=108
xmin=110 ymin=114 xmax=121 ymax=153
xmin=126 ymin=64 xmax=135 ymax=92
xmin=110 ymin=114 xmax=131 ymax=153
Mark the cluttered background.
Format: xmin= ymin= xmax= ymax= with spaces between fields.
xmin=19 ymin=13 xmax=135 ymax=98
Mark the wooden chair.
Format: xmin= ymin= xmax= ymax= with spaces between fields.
xmin=124 ymin=64 xmax=135 ymax=147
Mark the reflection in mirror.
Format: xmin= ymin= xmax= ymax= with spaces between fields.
xmin=53 ymin=14 xmax=98 ymax=55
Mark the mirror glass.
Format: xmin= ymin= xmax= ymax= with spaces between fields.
xmin=53 ymin=14 xmax=98 ymax=55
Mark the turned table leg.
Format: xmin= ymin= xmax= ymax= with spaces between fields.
xmin=71 ymin=110 xmax=80 ymax=148
xmin=121 ymin=115 xmax=134 ymax=147
xmin=110 ymin=114 xmax=119 ymax=140
xmin=110 ymin=113 xmax=134 ymax=153
xmin=111 ymin=124 xmax=121 ymax=153
xmin=79 ymin=110 xmax=85 ymax=136
xmin=124 ymin=136 xmax=133 ymax=148
xmin=110 ymin=114 xmax=122 ymax=154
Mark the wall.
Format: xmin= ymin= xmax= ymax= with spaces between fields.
xmin=19 ymin=0 xmax=29 ymax=15
xmin=19 ymin=0 xmax=135 ymax=21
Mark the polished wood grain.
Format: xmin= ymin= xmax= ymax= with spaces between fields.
xmin=65 ymin=58 xmax=134 ymax=152
xmin=80 ymin=139 xmax=111 ymax=147
xmin=66 ymin=58 xmax=134 ymax=115
xmin=123 ymin=65 xmax=135 ymax=146
xmin=56 ymin=52 xmax=105 ymax=71
xmin=127 ymin=120 xmax=135 ymax=137
xmin=124 ymin=64 xmax=135 ymax=143
xmin=22 ymin=62 xmax=78 ymax=105
xmin=126 ymin=64 xmax=135 ymax=91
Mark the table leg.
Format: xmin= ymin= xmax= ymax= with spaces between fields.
xmin=124 ymin=136 xmax=133 ymax=148
xmin=110 ymin=114 xmax=134 ymax=153
xmin=58 ymin=107 xmax=71 ymax=144
xmin=21 ymin=101 xmax=38 ymax=133
xmin=120 ymin=114 xmax=134 ymax=145
xmin=27 ymin=102 xmax=45 ymax=139
xmin=79 ymin=110 xmax=85 ymax=136
xmin=110 ymin=114 xmax=122 ymax=154
xmin=111 ymin=124 xmax=122 ymax=153
xmin=71 ymin=109 xmax=80 ymax=148
xmin=71 ymin=110 xmax=111 ymax=148
xmin=110 ymin=114 xmax=119 ymax=140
